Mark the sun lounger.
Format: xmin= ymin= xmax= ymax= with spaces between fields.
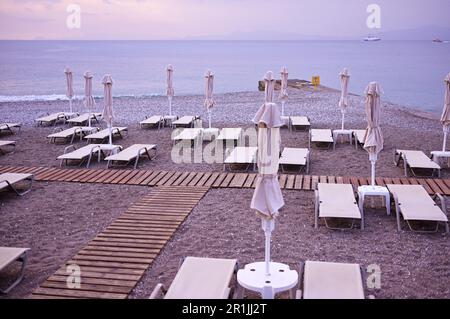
xmin=0 ymin=173 xmax=34 ymax=196
xmin=35 ymin=112 xmax=77 ymax=126
xmin=223 ymin=147 xmax=258 ymax=171
xmin=57 ymin=144 xmax=110 ymax=167
xmin=0 ymin=247 xmax=30 ymax=294
xmin=310 ymin=129 xmax=334 ymax=149
xmin=315 ymin=183 xmax=363 ymax=230
xmin=297 ymin=261 xmax=365 ymax=299
xmin=217 ymin=128 xmax=243 ymax=147
xmin=172 ymin=116 xmax=199 ymax=128
xmin=47 ymin=126 xmax=99 ymax=144
xmin=105 ymin=144 xmax=157 ymax=169
xmin=290 ymin=116 xmax=311 ymax=131
xmin=84 ymin=127 xmax=128 ymax=144
xmin=279 ymin=147 xmax=310 ymax=173
xmin=140 ymin=115 xmax=164 ymax=129
xmin=172 ymin=128 xmax=203 ymax=148
xmin=394 ymin=149 xmax=441 ymax=177
xmin=0 ymin=123 xmax=21 ymax=135
xmin=66 ymin=113 xmax=102 ymax=126
xmin=149 ymin=257 xmax=237 ymax=299
xmin=386 ymin=184 xmax=449 ymax=233
xmin=0 ymin=140 xmax=16 ymax=154
xmin=352 ymin=129 xmax=366 ymax=149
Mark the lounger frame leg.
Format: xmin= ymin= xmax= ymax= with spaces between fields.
xmin=5 ymin=176 xmax=34 ymax=196
xmin=0 ymin=251 xmax=28 ymax=294
xmin=314 ymin=190 xmax=319 ymax=229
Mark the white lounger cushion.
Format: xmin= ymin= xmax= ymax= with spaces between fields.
xmin=164 ymin=257 xmax=237 ymax=299
xmin=36 ymin=112 xmax=75 ymax=123
xmin=173 ymin=128 xmax=202 ymax=141
xmin=105 ymin=144 xmax=156 ymax=162
xmin=386 ymin=184 xmax=448 ymax=222
xmin=173 ymin=116 xmax=196 ymax=126
xmin=84 ymin=127 xmax=128 ymax=141
xmin=396 ymin=150 xmax=440 ymax=170
xmin=57 ymin=144 xmax=103 ymax=160
xmin=279 ymin=148 xmax=309 ymax=166
xmin=140 ymin=116 xmax=163 ymax=125
xmin=0 ymin=173 xmax=33 ymax=191
xmin=217 ymin=128 xmax=243 ymax=141
xmin=318 ymin=183 xmax=361 ymax=219
xmin=0 ymin=247 xmax=29 ymax=272
xmin=224 ymin=147 xmax=257 ymax=164
xmin=353 ymin=130 xmax=366 ymax=144
xmin=0 ymin=140 xmax=15 ymax=147
xmin=291 ymin=116 xmax=310 ymax=127
xmin=47 ymin=127 xmax=95 ymax=139
xmin=67 ymin=113 xmax=101 ymax=124
xmin=311 ymin=129 xmax=333 ymax=143
xmin=0 ymin=123 xmax=21 ymax=131
xmin=303 ymin=261 xmax=364 ymax=299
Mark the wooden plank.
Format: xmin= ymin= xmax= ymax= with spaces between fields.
xmin=96 ymin=170 xmax=120 ymax=184
xmin=359 ymin=177 xmax=369 ymax=186
xmin=350 ymin=177 xmax=359 ymax=192
xmin=303 ymin=175 xmax=311 ymax=190
xmin=220 ymin=173 xmax=235 ymax=188
xmin=47 ymin=275 xmax=135 ymax=288
xmin=319 ymin=176 xmax=327 ymax=184
xmin=195 ymin=172 xmax=212 ymax=187
xmin=279 ymin=174 xmax=288 ymax=189
xmin=294 ymin=175 xmax=303 ymax=190
xmin=425 ymin=179 xmax=443 ymax=195
xmin=285 ymin=175 xmax=295 ymax=189
xmin=212 ymin=173 xmax=228 ymax=188
xmin=434 ymin=179 xmax=450 ymax=196
xmin=336 ymin=176 xmax=344 ymax=184
xmin=86 ymin=169 xmax=110 ymax=183
xmin=41 ymin=280 xmax=131 ymax=294
xmin=126 ymin=170 xmax=150 ymax=185
xmin=156 ymin=171 xmax=176 ymax=186
xmin=408 ymin=178 xmax=419 ymax=185
xmin=229 ymin=173 xmax=248 ymax=188
xmin=375 ymin=177 xmax=385 ymax=186
xmin=79 ymin=170 xmax=105 ymax=183
xmin=171 ymin=172 xmax=190 ymax=186
xmin=33 ymin=287 xmax=127 ymax=299
xmin=327 ymin=176 xmax=336 ymax=184
xmin=391 ymin=177 xmax=402 ymax=185
xmin=140 ymin=171 xmax=162 ymax=185
xmin=131 ymin=171 xmax=154 ymax=185
xmin=243 ymin=174 xmax=256 ymax=188
xmin=163 ymin=171 xmax=183 ymax=186
xmin=110 ymin=170 xmax=134 ymax=185
xmin=118 ymin=170 xmax=141 ymax=185
xmin=399 ymin=178 xmax=411 ymax=185
xmin=342 ymin=176 xmax=351 ymax=184
xmin=36 ymin=168 xmax=63 ymax=180
xmin=188 ymin=172 xmax=204 ymax=187
xmin=179 ymin=172 xmax=197 ymax=186
xmin=311 ymin=176 xmax=319 ymax=190
xmin=203 ymin=172 xmax=220 ymax=187
xmin=417 ymin=179 xmax=433 ymax=195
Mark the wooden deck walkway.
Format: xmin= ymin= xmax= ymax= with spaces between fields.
xmin=1 ymin=165 xmax=450 ymax=196
xmin=31 ymin=186 xmax=209 ymax=299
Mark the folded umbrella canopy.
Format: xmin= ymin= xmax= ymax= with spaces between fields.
xmin=363 ymin=82 xmax=384 ymax=187
xmin=166 ymin=64 xmax=175 ymax=117
xmin=84 ymin=71 xmax=95 ymax=127
xmin=439 ymin=73 xmax=450 ymax=152
xmin=64 ymin=68 xmax=74 ymax=113
xmin=204 ymin=70 xmax=215 ymax=129
xmin=279 ymin=67 xmax=288 ymax=116
xmin=339 ymin=68 xmax=350 ymax=130
xmin=102 ymin=75 xmax=114 ymax=145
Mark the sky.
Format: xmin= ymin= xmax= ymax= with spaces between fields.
xmin=0 ymin=0 xmax=449 ymax=40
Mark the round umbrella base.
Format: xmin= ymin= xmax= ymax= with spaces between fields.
xmin=237 ymin=262 xmax=298 ymax=299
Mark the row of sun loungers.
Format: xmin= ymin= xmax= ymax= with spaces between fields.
xmin=35 ymin=112 xmax=78 ymax=127
xmin=315 ymin=183 xmax=449 ymax=233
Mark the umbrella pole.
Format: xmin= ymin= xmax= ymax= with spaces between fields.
xmin=281 ymin=101 xmax=285 ymax=116
xmin=69 ymin=98 xmax=73 ymax=113
xmin=88 ymin=110 xmax=91 ymax=128
xmin=208 ymin=110 xmax=212 ymax=129
xmin=341 ymin=112 xmax=345 ymax=130
xmin=443 ymin=126 xmax=448 ymax=152
xmin=370 ymin=154 xmax=377 ymax=187
xmin=108 ymin=123 xmax=112 ymax=145
xmin=169 ymin=96 xmax=172 ymax=116
xmin=262 ymin=218 xmax=274 ymax=276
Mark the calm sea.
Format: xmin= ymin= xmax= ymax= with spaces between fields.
xmin=0 ymin=40 xmax=449 ymax=113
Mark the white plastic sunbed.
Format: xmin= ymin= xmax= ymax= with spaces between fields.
xmin=310 ymin=129 xmax=334 ymax=149
xmin=297 ymin=261 xmax=365 ymax=299
xmin=35 ymin=112 xmax=77 ymax=126
xmin=315 ymin=183 xmax=363 ymax=230
xmin=352 ymin=129 xmax=366 ymax=149
xmin=223 ymin=147 xmax=258 ymax=171
xmin=172 ymin=116 xmax=199 ymax=128
xmin=57 ymin=144 xmax=110 ymax=167
xmin=84 ymin=127 xmax=128 ymax=143
xmin=140 ymin=116 xmax=164 ymax=129
xmin=0 ymin=247 xmax=30 ymax=294
xmin=290 ymin=116 xmax=311 ymax=131
xmin=172 ymin=128 xmax=203 ymax=148
xmin=217 ymin=128 xmax=243 ymax=147
xmin=386 ymin=184 xmax=449 ymax=233
xmin=66 ymin=113 xmax=102 ymax=126
xmin=105 ymin=144 xmax=157 ymax=169
xmin=0 ymin=123 xmax=21 ymax=135
xmin=0 ymin=140 xmax=16 ymax=154
xmin=0 ymin=173 xmax=34 ymax=196
xmin=149 ymin=257 xmax=237 ymax=299
xmin=279 ymin=147 xmax=310 ymax=173
xmin=47 ymin=126 xmax=99 ymax=144
xmin=394 ymin=149 xmax=441 ymax=177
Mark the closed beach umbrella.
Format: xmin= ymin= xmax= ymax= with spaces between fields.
xmin=363 ymin=82 xmax=384 ymax=187
xmin=84 ymin=71 xmax=95 ymax=127
xmin=251 ymin=77 xmax=284 ymax=276
xmin=339 ymin=68 xmax=350 ymax=130
xmin=204 ymin=70 xmax=215 ymax=129
xmin=279 ymin=67 xmax=288 ymax=116
xmin=264 ymin=71 xmax=276 ymax=103
xmin=439 ymin=73 xmax=450 ymax=152
xmin=102 ymin=75 xmax=114 ymax=145
xmin=64 ymin=68 xmax=74 ymax=113
xmin=166 ymin=64 xmax=175 ymax=116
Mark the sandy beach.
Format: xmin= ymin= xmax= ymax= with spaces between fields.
xmin=1 ymin=86 xmax=449 ymax=299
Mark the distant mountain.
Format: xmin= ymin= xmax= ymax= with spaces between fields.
xmin=184 ymin=25 xmax=450 ymax=41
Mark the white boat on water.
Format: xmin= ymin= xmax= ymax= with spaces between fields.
xmin=364 ymin=35 xmax=381 ymax=42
